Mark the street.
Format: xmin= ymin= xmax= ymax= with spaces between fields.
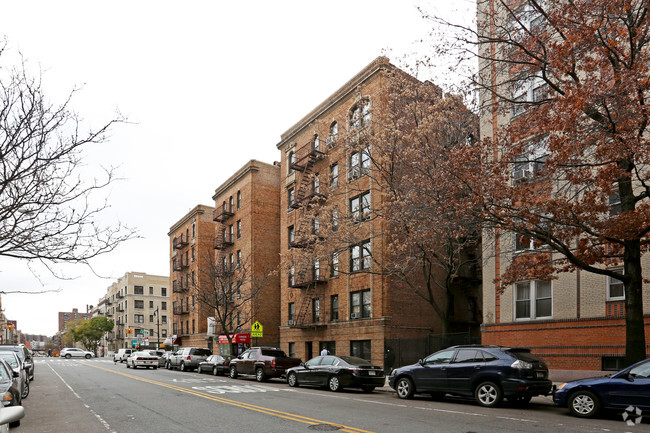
xmin=14 ymin=357 xmax=643 ymax=433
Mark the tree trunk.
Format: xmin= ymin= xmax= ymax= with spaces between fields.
xmin=624 ymin=240 xmax=647 ymax=366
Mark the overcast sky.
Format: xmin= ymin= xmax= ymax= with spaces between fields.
xmin=0 ymin=0 xmax=475 ymax=337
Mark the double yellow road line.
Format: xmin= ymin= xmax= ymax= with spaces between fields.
xmin=83 ymin=362 xmax=376 ymax=433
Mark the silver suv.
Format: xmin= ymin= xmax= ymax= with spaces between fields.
xmin=0 ymin=345 xmax=33 ymax=381
xmin=113 ymin=349 xmax=134 ymax=363
xmin=167 ymin=347 xmax=211 ymax=371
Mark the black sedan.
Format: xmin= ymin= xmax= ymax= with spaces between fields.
xmin=553 ymin=357 xmax=650 ymax=418
xmin=286 ymin=355 xmax=385 ymax=392
xmin=198 ymin=355 xmax=232 ymax=376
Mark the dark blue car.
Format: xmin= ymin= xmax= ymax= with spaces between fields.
xmin=553 ymin=358 xmax=650 ymax=418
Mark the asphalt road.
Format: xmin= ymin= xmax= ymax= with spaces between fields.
xmin=13 ymin=358 xmax=644 ymax=433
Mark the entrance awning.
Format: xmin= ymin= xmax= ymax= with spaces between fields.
xmin=217 ymin=333 xmax=250 ymax=344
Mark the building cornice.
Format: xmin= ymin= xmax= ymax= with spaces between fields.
xmin=211 ymin=159 xmax=278 ymax=201
xmin=168 ymin=204 xmax=214 ymax=235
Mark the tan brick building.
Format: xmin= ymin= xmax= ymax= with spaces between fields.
xmin=169 ymin=205 xmax=217 ymax=349
xmin=276 ymin=57 xmax=480 ymax=369
xmin=210 ymin=160 xmax=281 ymax=356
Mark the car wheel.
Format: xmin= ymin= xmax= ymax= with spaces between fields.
xmin=475 ymin=381 xmax=502 ymax=407
xmin=85 ymin=354 xmax=91 ymax=359
xmin=9 ymin=420 xmax=20 ymax=428
xmin=287 ymin=372 xmax=299 ymax=387
xmin=180 ymin=362 xmax=187 ymax=372
xmin=126 ymin=363 xmax=130 ymax=368
xmin=166 ymin=361 xmax=171 ymax=370
xmin=569 ymin=390 xmax=600 ymax=418
xmin=256 ymin=368 xmax=267 ymax=382
xmin=21 ymin=381 xmax=29 ymax=399
xmin=229 ymin=366 xmax=238 ymax=379
xmin=361 ymin=386 xmax=375 ymax=393
xmin=213 ymin=367 xmax=219 ymax=376
xmin=395 ymin=377 xmax=415 ymax=399
xmin=198 ymin=367 xmax=203 ymax=374
xmin=65 ymin=354 xmax=71 ymax=359
xmin=508 ymin=395 xmax=532 ymax=407
xmin=132 ymin=365 xmax=137 ymax=369
xmin=328 ymin=375 xmax=342 ymax=392
xmin=153 ymin=367 xmax=158 ymax=370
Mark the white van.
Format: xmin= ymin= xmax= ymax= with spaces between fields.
xmin=113 ymin=349 xmax=134 ymax=363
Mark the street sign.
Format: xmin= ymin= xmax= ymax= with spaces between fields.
xmin=143 ymin=330 xmax=149 ymax=335
xmin=251 ymin=321 xmax=263 ymax=338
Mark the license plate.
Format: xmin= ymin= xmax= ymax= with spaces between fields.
xmin=368 ymin=371 xmax=376 ymax=376
xmin=536 ymin=371 xmax=544 ymax=378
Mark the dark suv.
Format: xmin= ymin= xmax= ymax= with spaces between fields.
xmin=388 ymin=345 xmax=552 ymax=407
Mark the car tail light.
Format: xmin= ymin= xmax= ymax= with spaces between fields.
xmin=187 ymin=356 xmax=191 ymax=360
xmin=271 ymin=359 xmax=276 ymax=368
xmin=511 ymin=360 xmax=533 ymax=369
xmin=2 ymin=392 xmax=12 ymax=402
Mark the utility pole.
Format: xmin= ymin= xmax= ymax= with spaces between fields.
xmin=155 ymin=306 xmax=160 ymax=349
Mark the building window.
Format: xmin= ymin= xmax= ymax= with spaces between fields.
xmin=134 ymin=314 xmax=144 ymax=324
xmin=289 ymin=266 xmax=295 ymax=286
xmin=134 ymin=285 xmax=144 ymax=295
xmin=351 ymin=289 xmax=371 ymax=319
xmin=350 ymin=240 xmax=371 ymax=272
xmin=350 ymin=100 xmax=371 ymax=130
xmin=313 ymin=134 xmax=320 ymax=152
xmin=237 ymin=190 xmax=241 ymax=209
xmin=331 ymin=252 xmax=339 ymax=277
xmin=288 ymin=342 xmax=296 ymax=357
xmin=312 ymin=298 xmax=320 ymax=323
xmin=162 ymin=329 xmax=167 ymax=337
xmin=515 ymin=280 xmax=552 ymax=319
xmin=608 ymin=269 xmax=624 ymax=300
xmin=237 ymin=220 xmax=242 ymax=238
xmin=609 ymin=188 xmax=622 ymax=215
xmin=331 ymin=295 xmax=339 ymax=321
xmin=328 ymin=121 xmax=338 ymax=148
xmin=350 ymin=191 xmax=371 ymax=221
xmin=513 ymin=139 xmax=548 ymax=183
xmin=192 ymin=222 xmax=196 ymax=238
xmin=330 ymin=163 xmax=339 ymax=188
xmin=312 ymin=175 xmax=320 ymax=194
xmin=229 ymin=253 xmax=234 ymax=270
xmin=161 ymin=302 xmax=167 ymax=311
xmin=288 ymin=188 xmax=295 ymax=209
xmin=149 ymin=315 xmax=154 ymax=323
xmin=313 ymin=218 xmax=320 ymax=235
xmin=288 ymin=225 xmax=295 ymax=247
xmin=229 ymin=196 xmax=234 ymax=212
xmin=350 ymin=340 xmax=371 ymax=361
xmin=229 ymin=224 xmax=234 ymax=241
xmin=288 ymin=302 xmax=295 ymax=324
xmin=332 ymin=209 xmax=339 ymax=232
xmin=161 ymin=315 xmax=167 ymax=324
xmin=288 ymin=151 xmax=296 ymax=175
xmin=192 ymin=319 xmax=195 ymax=334
xmin=149 ymin=287 xmax=154 ymax=295
xmin=149 ymin=301 xmax=154 ymax=308
xmin=313 ymin=260 xmax=321 ymax=280
xmin=134 ymin=300 xmax=144 ymax=309
xmin=348 ymin=147 xmax=370 ymax=179
xmin=161 ymin=287 xmax=167 ymax=297
xmin=236 ymin=250 xmax=242 ymax=268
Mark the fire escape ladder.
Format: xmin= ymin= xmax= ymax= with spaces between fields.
xmin=294 ymin=282 xmax=319 ymax=327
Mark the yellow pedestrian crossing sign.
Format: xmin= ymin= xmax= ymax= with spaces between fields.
xmin=251 ymin=321 xmax=263 ymax=338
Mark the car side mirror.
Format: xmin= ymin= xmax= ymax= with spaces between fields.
xmin=418 ymin=359 xmax=424 ymax=365
xmin=300 ymin=362 xmax=306 ymax=367
xmin=12 ymin=370 xmax=19 ymax=378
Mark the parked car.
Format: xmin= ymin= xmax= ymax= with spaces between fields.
xmin=0 ymin=360 xmax=21 ymax=427
xmin=389 ymin=345 xmax=552 ymax=407
xmin=198 ymin=355 xmax=232 ymax=376
xmin=0 ymin=406 xmax=24 ymax=432
xmin=147 ymin=350 xmax=167 ymax=367
xmin=553 ymin=357 xmax=650 ymax=418
xmin=0 ymin=353 xmax=28 ymax=400
xmin=126 ymin=351 xmax=160 ymax=369
xmin=229 ymin=347 xmax=301 ymax=382
xmin=60 ymin=348 xmax=94 ymax=359
xmin=0 ymin=345 xmax=33 ymax=382
xmin=287 ymin=355 xmax=385 ymax=392
xmin=168 ymin=348 xmax=212 ymax=371
xmin=113 ymin=348 xmax=134 ymax=363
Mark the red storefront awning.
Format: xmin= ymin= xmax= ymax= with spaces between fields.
xmin=217 ymin=333 xmax=250 ymax=344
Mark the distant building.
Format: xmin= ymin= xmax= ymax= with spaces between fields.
xmin=58 ymin=308 xmax=90 ymax=333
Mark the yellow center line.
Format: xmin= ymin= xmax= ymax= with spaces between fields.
xmin=81 ymin=362 xmax=376 ymax=433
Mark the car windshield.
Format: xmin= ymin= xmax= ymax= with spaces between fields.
xmin=339 ymin=356 xmax=373 ymax=366
xmin=0 ymin=364 xmax=11 ymax=382
xmin=192 ymin=349 xmax=212 ymax=356
xmin=261 ymin=349 xmax=286 ymax=357
xmin=0 ymin=355 xmax=18 ymax=368
xmin=0 ymin=349 xmax=24 ymax=362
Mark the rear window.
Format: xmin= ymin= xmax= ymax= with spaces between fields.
xmin=339 ymin=356 xmax=373 ymax=366
xmin=506 ymin=349 xmax=540 ymax=362
xmin=192 ymin=349 xmax=212 ymax=357
xmin=261 ymin=349 xmax=287 ymax=357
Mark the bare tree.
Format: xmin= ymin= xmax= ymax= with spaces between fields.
xmin=0 ymin=44 xmax=136 ymax=279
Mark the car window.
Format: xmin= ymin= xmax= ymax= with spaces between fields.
xmin=305 ymin=357 xmax=322 ymax=367
xmin=0 ymin=363 xmax=11 ymax=381
xmin=452 ymin=350 xmax=483 ymax=363
xmin=192 ymin=349 xmax=212 ymax=357
xmin=261 ymin=349 xmax=287 ymax=357
xmin=478 ymin=350 xmax=498 ymax=361
xmin=424 ymin=350 xmax=455 ymax=365
xmin=629 ymin=362 xmax=650 ymax=379
xmin=320 ymin=356 xmax=337 ymax=366
xmin=0 ymin=354 xmax=18 ymax=368
xmin=339 ymin=356 xmax=372 ymax=366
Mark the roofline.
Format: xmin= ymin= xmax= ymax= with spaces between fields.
xmin=168 ymin=204 xmax=215 ymax=235
xmin=211 ymin=159 xmax=279 ymax=201
xmin=275 ymin=56 xmax=394 ymax=149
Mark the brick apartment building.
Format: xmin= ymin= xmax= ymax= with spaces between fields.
xmin=98 ymin=272 xmax=170 ymax=352
xmin=477 ymin=0 xmax=650 ymax=372
xmin=276 ymin=57 xmax=481 ymax=369
xmin=169 ymin=205 xmax=217 ymax=348
xmin=210 ymin=160 xmax=281 ymax=355
xmin=58 ymin=307 xmax=91 ymax=333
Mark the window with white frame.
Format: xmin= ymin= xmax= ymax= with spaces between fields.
xmin=350 ymin=100 xmax=371 ymax=130
xmin=289 ymin=266 xmax=295 ymax=286
xmin=288 ymin=188 xmax=295 ymax=208
xmin=288 ymin=151 xmax=296 ymax=175
xmin=513 ymin=137 xmax=549 ymax=183
xmin=327 ymin=121 xmax=338 ymax=148
xmin=313 ymin=134 xmax=320 ymax=152
xmin=515 ymin=280 xmax=552 ymax=319
xmin=351 ymin=289 xmax=371 ymax=318
xmin=313 ymin=260 xmax=320 ymax=280
xmin=348 ymin=147 xmax=370 ymax=179
xmin=331 ymin=208 xmax=339 ymax=232
xmin=511 ymin=72 xmax=548 ymax=117
xmin=350 ymin=240 xmax=371 ymax=272
xmin=350 ymin=191 xmax=371 ymax=221
xmin=331 ymin=252 xmax=339 ymax=277
xmin=607 ymin=269 xmax=624 ymax=300
xmin=330 ymin=163 xmax=339 ymax=188
xmin=288 ymin=225 xmax=295 ymax=246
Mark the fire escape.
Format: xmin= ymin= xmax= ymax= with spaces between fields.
xmin=288 ymin=137 xmax=330 ymax=328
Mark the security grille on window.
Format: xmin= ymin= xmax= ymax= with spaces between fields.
xmin=515 ymin=280 xmax=552 ymax=319
xmin=608 ymin=269 xmax=624 ymax=300
xmin=350 ymin=240 xmax=371 ymax=272
xmin=351 ymin=289 xmax=371 ymax=319
xmin=327 ymin=121 xmax=338 ymax=148
xmin=350 ymin=191 xmax=371 ymax=221
xmin=312 ymin=175 xmax=320 ymax=194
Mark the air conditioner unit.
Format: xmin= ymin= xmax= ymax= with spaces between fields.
xmin=513 ymin=167 xmax=533 ymax=182
xmin=350 ymin=313 xmax=360 ymax=319
xmin=348 ymin=168 xmax=360 ymax=180
xmin=288 ymin=320 xmax=295 ymax=326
